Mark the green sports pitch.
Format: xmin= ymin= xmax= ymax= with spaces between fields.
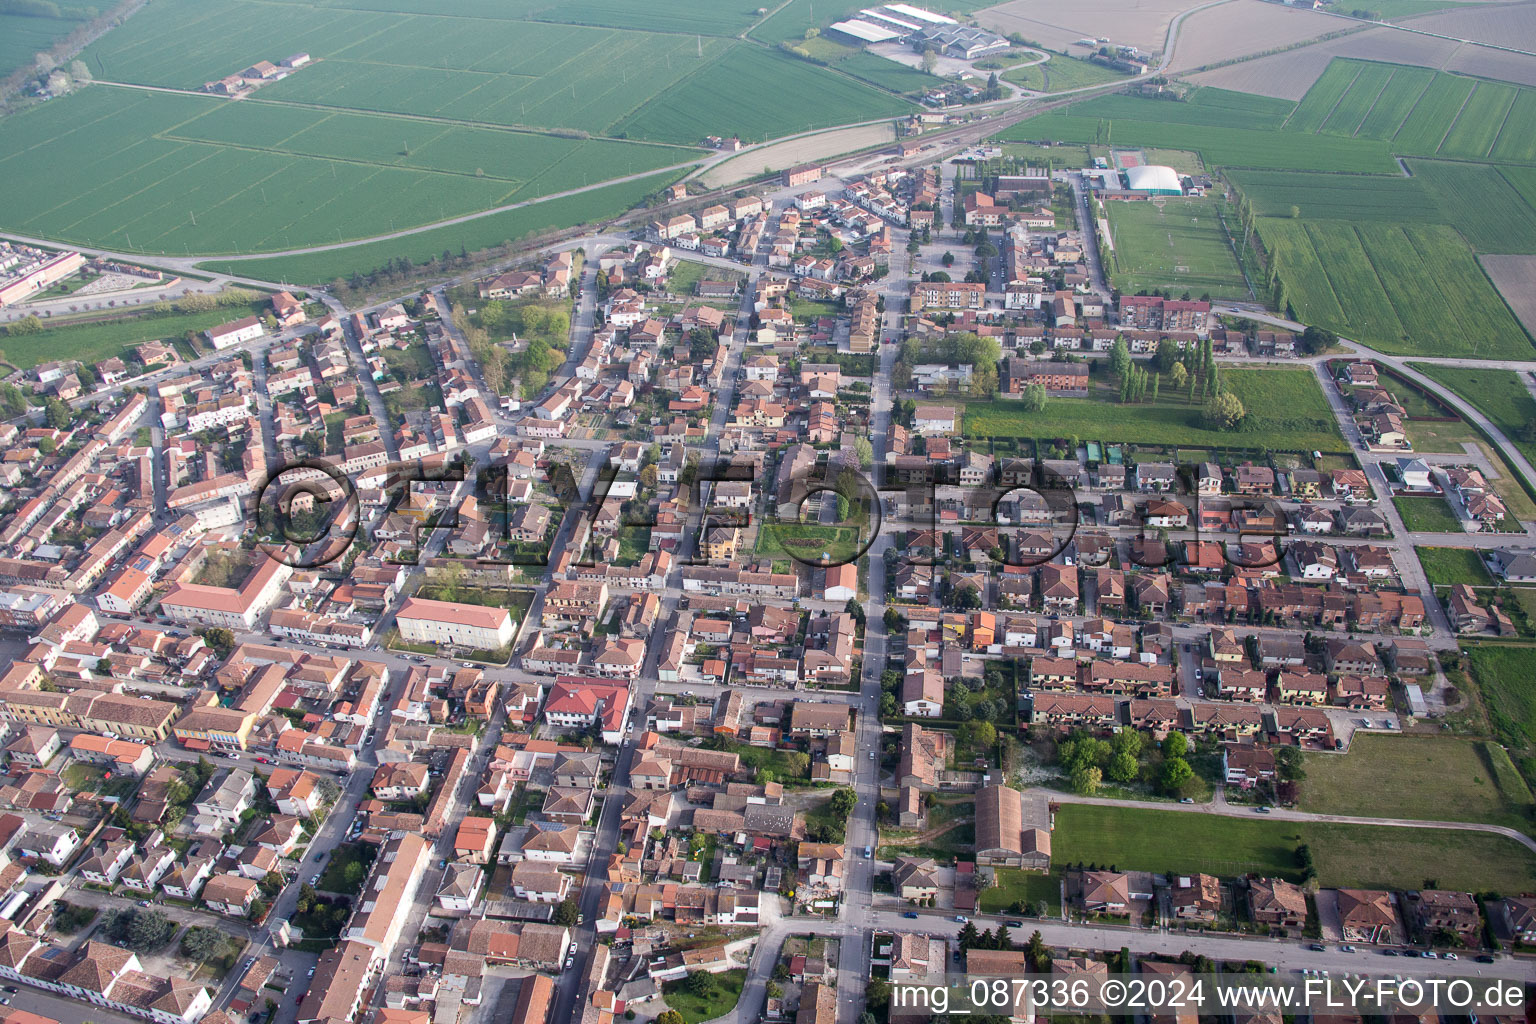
xmin=1103 ymin=196 xmax=1250 ymax=301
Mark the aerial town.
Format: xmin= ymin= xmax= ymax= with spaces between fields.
xmin=1 ymin=1 xmax=1535 ymax=1024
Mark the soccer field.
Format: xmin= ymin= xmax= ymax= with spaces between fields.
xmin=1104 ymin=196 xmax=1250 ymax=300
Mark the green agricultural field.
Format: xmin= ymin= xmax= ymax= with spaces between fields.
xmin=612 ymin=45 xmax=913 ymax=145
xmin=962 ymin=367 xmax=1346 ymax=452
xmin=1437 ymin=80 xmax=1519 ymax=159
xmin=1300 ymin=734 xmax=1533 ymax=829
xmin=0 ymin=299 xmax=270 ymax=371
xmin=1057 ymin=90 xmax=1294 ymax=131
xmin=0 ymin=86 xmax=694 ymax=257
xmin=1465 ymin=645 xmax=1536 ymax=771
xmin=1 ymin=0 xmax=101 ymax=77
xmin=1002 ymin=109 xmax=1398 ymax=173
xmin=748 ymin=0 xmax=865 ymax=42
xmin=1052 ymin=803 xmax=1536 ymax=890
xmin=1491 ymin=90 xmax=1536 ymax=163
xmin=1319 ymin=62 xmax=1397 ymax=136
xmin=1394 ymin=496 xmax=1461 ymax=533
xmin=1284 ymin=59 xmax=1359 ymax=134
xmin=203 ymin=169 xmax=683 ymax=284
xmin=1411 ymin=364 xmax=1536 ymax=464
xmin=3 ymin=0 xmax=913 ymax=261
xmin=1104 ymin=196 xmax=1249 ymax=300
xmin=1416 ymin=547 xmax=1494 ymax=587
xmin=1228 ymin=169 xmax=1439 ymax=223
xmin=1357 ymin=64 xmax=1437 ymax=139
xmin=1392 ymin=73 xmax=1476 ymax=154
xmin=1260 ymin=219 xmax=1532 ymax=358
xmin=1411 ymin=160 xmax=1536 ymax=254
xmin=834 ymin=51 xmax=944 ymax=94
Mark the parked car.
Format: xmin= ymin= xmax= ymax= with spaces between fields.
xmin=1309 ymin=943 xmax=1326 ymax=952
xmin=903 ymin=912 xmax=919 ymax=919
xmin=1004 ymin=920 xmax=1023 ymax=928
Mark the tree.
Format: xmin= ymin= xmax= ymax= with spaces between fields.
xmin=959 ymin=720 xmax=997 ymax=750
xmin=196 ymin=627 xmax=235 ymax=659
xmin=43 ymin=397 xmax=72 ymax=430
xmin=1201 ymin=390 xmax=1246 ymax=430
xmin=1070 ymin=764 xmax=1102 ymax=796
xmin=1169 ymin=362 xmax=1188 ymax=391
xmin=181 ymin=927 xmax=234 ymax=963
xmin=1022 ymin=381 xmax=1047 ymax=413
xmin=1163 ymin=732 xmax=1187 ymax=758
xmin=121 ymin=909 xmax=175 ymax=952
xmin=942 ymin=251 xmax=955 ymax=267
xmin=259 ymin=870 xmax=285 ymax=898
xmin=1159 ymin=756 xmax=1194 ymax=793
xmin=968 ymin=361 xmax=997 ymax=399
xmin=686 ymin=970 xmax=711 ymax=997
xmin=958 ymin=920 xmax=981 ymax=949
xmin=1025 ymin=930 xmax=1050 ymax=972
xmin=922 ymin=48 xmax=938 ymax=73
xmin=1106 ymin=750 xmax=1139 ymax=784
xmin=829 ymin=787 xmax=858 ymax=819
xmin=554 ymin=898 xmax=580 ymax=926
xmin=656 ymin=1011 xmax=687 ymax=1024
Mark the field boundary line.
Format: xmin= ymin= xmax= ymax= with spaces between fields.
xmin=1351 ymin=67 xmax=1394 ymax=138
xmin=1389 ymin=69 xmax=1438 ymax=142
xmin=1295 ymin=222 xmax=1351 ymax=324
xmin=1485 ymin=86 xmax=1520 ymax=160
xmin=1436 ymin=80 xmax=1478 ymax=155
xmin=91 ymin=79 xmax=710 ymax=153
xmin=1316 ymin=65 xmax=1363 ymax=135
xmin=152 ymin=131 xmax=535 ymax=186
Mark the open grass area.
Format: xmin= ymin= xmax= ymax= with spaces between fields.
xmin=1464 ymin=645 xmax=1536 ymax=774
xmin=663 ymin=968 xmax=746 ymax=1024
xmin=0 ymin=0 xmax=100 ymax=78
xmin=0 ymin=298 xmax=268 ymax=370
xmin=202 ymin=169 xmax=681 ymax=284
xmin=1300 ymin=733 xmax=1533 ymax=829
xmin=1416 ymin=546 xmax=1493 ymax=587
xmin=1411 ymin=364 xmax=1536 ymax=466
xmin=756 ymin=522 xmax=867 ymax=563
xmin=979 ymin=867 xmax=1059 ymax=913
xmin=613 ymin=45 xmax=912 ymax=145
xmin=1259 ymin=219 xmax=1532 ymax=359
xmin=1 ymin=0 xmax=910 ymax=260
xmin=1052 ymin=802 xmax=1536 ymax=890
xmin=1394 ymin=496 xmax=1461 ymax=533
xmin=1103 ymin=196 xmax=1249 ymax=300
xmin=962 ymin=367 xmax=1345 ymax=452
xmin=0 ymin=83 xmax=695 ymax=259
xmin=1003 ymin=54 xmax=1129 ymax=93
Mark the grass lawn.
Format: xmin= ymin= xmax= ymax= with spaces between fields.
xmin=1104 ymin=196 xmax=1250 ymax=301
xmin=667 ymin=259 xmax=743 ymax=300
xmin=1393 ymin=496 xmax=1461 ymax=533
xmin=1411 ymin=365 xmax=1536 ymax=467
xmin=962 ymin=367 xmax=1345 ymax=452
xmin=662 ymin=968 xmax=746 ymax=1024
xmin=1051 ymin=802 xmax=1536 ymax=890
xmin=1300 ymin=733 xmax=1533 ymax=829
xmin=1465 ymin=645 xmax=1536 ymax=766
xmin=1415 ymin=547 xmax=1493 ymax=587
xmin=1 ymin=299 xmax=268 ymax=370
xmin=979 ymin=867 xmax=1060 ymax=913
xmin=317 ymin=842 xmax=378 ymax=895
xmin=756 ymin=522 xmax=866 ymax=562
